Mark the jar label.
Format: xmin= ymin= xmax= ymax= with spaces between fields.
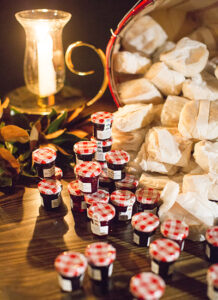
xmin=108 ymin=263 xmax=113 ymax=277
xmin=95 ymin=151 xmax=106 ymax=161
xmin=51 ymin=195 xmax=61 ymax=208
xmin=88 ymin=265 xmax=102 ymax=281
xmin=58 ymin=275 xmax=72 ymax=292
xmin=107 ymin=168 xmax=122 ymax=180
xmin=40 ymin=196 xmax=44 ymax=207
xmin=133 ymin=232 xmax=140 ymax=245
xmin=97 ymin=125 xmax=112 ymax=140
xmin=180 ymin=240 xmax=185 ymax=251
xmin=118 ymin=205 xmax=133 ymax=221
xmin=91 ymin=220 xmax=109 ymax=236
xmin=151 ymin=260 xmax=159 ymax=274
xmin=81 ymin=201 xmax=87 ymax=210
xmin=78 ymin=180 xmax=92 ymax=193
xmin=43 ymin=165 xmax=55 ymax=178
xmin=206 ymin=244 xmax=211 ymax=259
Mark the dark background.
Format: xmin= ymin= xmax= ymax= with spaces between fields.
xmin=0 ymin=0 xmax=137 ymax=100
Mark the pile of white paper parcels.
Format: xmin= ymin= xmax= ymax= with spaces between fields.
xmin=112 ymin=15 xmax=218 ymax=241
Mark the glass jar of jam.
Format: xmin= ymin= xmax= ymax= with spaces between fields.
xmin=85 ymin=242 xmax=116 ymax=282
xmin=206 ymin=226 xmax=218 ymax=263
xmin=74 ymin=161 xmax=101 ymax=194
xmin=88 ymin=202 xmax=115 ymax=236
xmin=32 ymin=147 xmax=56 ymax=179
xmin=130 ymin=272 xmax=166 ymax=300
xmin=161 ymin=219 xmax=189 ymax=251
xmin=54 ymin=251 xmax=87 ymax=292
xmin=207 ymin=264 xmax=218 ymax=300
xmin=110 ymin=190 xmax=136 ymax=221
xmin=149 ymin=238 xmax=180 ymax=278
xmin=91 ymin=111 xmax=113 ymax=141
xmin=105 ymin=150 xmax=130 ymax=181
xmin=115 ymin=174 xmax=139 ymax=193
xmin=91 ymin=137 xmax=112 ymax=162
xmin=73 ymin=141 xmax=97 ymax=164
xmin=136 ymin=187 xmax=160 ymax=214
xmin=84 ymin=189 xmax=110 ymax=218
xmin=131 ymin=212 xmax=160 ymax=247
xmin=68 ymin=180 xmax=86 ymax=213
xmin=37 ymin=179 xmax=62 ymax=210
xmin=99 ymin=169 xmax=116 ymax=194
xmin=53 ymin=166 xmax=63 ymax=180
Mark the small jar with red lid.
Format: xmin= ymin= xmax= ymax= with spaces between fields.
xmin=68 ymin=180 xmax=86 ymax=213
xmin=207 ymin=264 xmax=218 ymax=300
xmin=91 ymin=137 xmax=112 ymax=162
xmin=105 ymin=150 xmax=130 ymax=181
xmin=54 ymin=251 xmax=87 ymax=292
xmin=84 ymin=189 xmax=110 ymax=218
xmin=88 ymin=202 xmax=115 ymax=236
xmin=73 ymin=141 xmax=97 ymax=164
xmin=130 ymin=272 xmax=166 ymax=300
xmin=131 ymin=212 xmax=160 ymax=247
xmin=115 ymin=174 xmax=138 ymax=193
xmin=74 ymin=161 xmax=101 ymax=194
xmin=91 ymin=111 xmax=113 ymax=141
xmin=53 ymin=166 xmax=63 ymax=180
xmin=161 ymin=219 xmax=189 ymax=251
xmin=37 ymin=179 xmax=62 ymax=210
xmin=85 ymin=242 xmax=116 ymax=282
xmin=136 ymin=187 xmax=160 ymax=214
xmin=206 ymin=226 xmax=218 ymax=263
xmin=99 ymin=169 xmax=116 ymax=194
xmin=32 ymin=147 xmax=56 ymax=179
xmin=110 ymin=190 xmax=136 ymax=221
xmin=149 ymin=238 xmax=180 ymax=278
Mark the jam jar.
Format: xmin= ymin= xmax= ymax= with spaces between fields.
xmin=54 ymin=166 xmax=63 ymax=180
xmin=85 ymin=242 xmax=116 ymax=282
xmin=115 ymin=174 xmax=139 ymax=193
xmin=73 ymin=141 xmax=97 ymax=164
xmin=91 ymin=137 xmax=112 ymax=162
xmin=98 ymin=161 xmax=108 ymax=171
xmin=74 ymin=161 xmax=101 ymax=194
xmin=160 ymin=219 xmax=189 ymax=251
xmin=88 ymin=202 xmax=115 ymax=236
xmin=131 ymin=212 xmax=160 ymax=247
xmin=37 ymin=179 xmax=62 ymax=210
xmin=91 ymin=111 xmax=113 ymax=141
xmin=206 ymin=226 xmax=218 ymax=263
xmin=130 ymin=272 xmax=166 ymax=300
xmin=84 ymin=189 xmax=110 ymax=218
xmin=54 ymin=251 xmax=87 ymax=292
xmin=99 ymin=169 xmax=116 ymax=194
xmin=207 ymin=264 xmax=218 ymax=300
xmin=149 ymin=238 xmax=180 ymax=278
xmin=110 ymin=190 xmax=136 ymax=221
xmin=136 ymin=187 xmax=160 ymax=214
xmin=68 ymin=180 xmax=86 ymax=213
xmin=105 ymin=150 xmax=130 ymax=181
xmin=32 ymin=147 xmax=56 ymax=179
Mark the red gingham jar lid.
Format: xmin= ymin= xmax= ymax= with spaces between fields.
xmin=207 ymin=264 xmax=218 ymax=288
xmin=99 ymin=161 xmax=108 ymax=171
xmin=54 ymin=251 xmax=87 ymax=277
xmin=32 ymin=147 xmax=56 ymax=164
xmin=161 ymin=219 xmax=189 ymax=241
xmin=84 ymin=189 xmax=109 ymax=205
xmin=68 ymin=180 xmax=83 ymax=196
xmin=55 ymin=166 xmax=63 ymax=179
xmin=91 ymin=137 xmax=112 ymax=147
xmin=149 ymin=238 xmax=180 ymax=263
xmin=91 ymin=111 xmax=113 ymax=125
xmin=105 ymin=150 xmax=130 ymax=165
xmin=136 ymin=187 xmax=160 ymax=204
xmin=73 ymin=141 xmax=97 ymax=155
xmin=85 ymin=242 xmax=116 ymax=267
xmin=131 ymin=212 xmax=160 ymax=233
xmin=115 ymin=174 xmax=138 ymax=189
xmin=38 ymin=179 xmax=62 ymax=195
xmin=110 ymin=190 xmax=136 ymax=207
xmin=88 ymin=202 xmax=115 ymax=222
xmin=75 ymin=161 xmax=101 ymax=178
xmin=206 ymin=226 xmax=218 ymax=247
xmin=130 ymin=272 xmax=166 ymax=300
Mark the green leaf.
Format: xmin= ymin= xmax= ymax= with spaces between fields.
xmin=0 ymin=122 xmax=5 ymax=129
xmin=51 ymin=132 xmax=81 ymax=146
xmin=5 ymin=142 xmax=18 ymax=155
xmin=18 ymin=150 xmax=31 ymax=162
xmin=0 ymin=175 xmax=12 ymax=187
xmin=48 ymin=108 xmax=58 ymax=121
xmin=47 ymin=111 xmax=67 ymax=134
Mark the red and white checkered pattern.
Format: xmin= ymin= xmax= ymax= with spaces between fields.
xmin=74 ymin=141 xmax=97 ymax=155
xmin=85 ymin=242 xmax=116 ymax=267
xmin=55 ymin=251 xmax=87 ymax=277
xmin=99 ymin=161 xmax=108 ymax=171
xmin=84 ymin=189 xmax=109 ymax=205
xmin=136 ymin=187 xmax=160 ymax=204
xmin=75 ymin=161 xmax=101 ymax=178
xmin=132 ymin=212 xmax=160 ymax=233
xmin=111 ymin=189 xmax=136 ymax=207
xmin=99 ymin=169 xmax=110 ymax=182
xmin=91 ymin=111 xmax=113 ymax=124
xmin=161 ymin=219 xmax=189 ymax=241
xmin=38 ymin=179 xmax=62 ymax=195
xmin=130 ymin=272 xmax=165 ymax=300
xmin=88 ymin=202 xmax=115 ymax=222
xmin=115 ymin=174 xmax=138 ymax=189
xmin=91 ymin=137 xmax=112 ymax=147
xmin=32 ymin=147 xmax=56 ymax=164
xmin=206 ymin=226 xmax=218 ymax=247
xmin=55 ymin=167 xmax=63 ymax=180
xmin=68 ymin=180 xmax=83 ymax=196
xmin=149 ymin=238 xmax=180 ymax=263
xmin=207 ymin=264 xmax=218 ymax=289
xmin=105 ymin=150 xmax=130 ymax=165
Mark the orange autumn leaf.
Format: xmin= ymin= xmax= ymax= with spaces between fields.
xmin=0 ymin=148 xmax=20 ymax=175
xmin=0 ymin=125 xmax=29 ymax=144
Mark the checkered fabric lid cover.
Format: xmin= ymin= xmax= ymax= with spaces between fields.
xmin=91 ymin=111 xmax=113 ymax=124
xmin=206 ymin=226 xmax=218 ymax=247
xmin=149 ymin=238 xmax=180 ymax=262
xmin=75 ymin=161 xmax=101 ymax=177
xmin=136 ymin=187 xmax=160 ymax=204
xmin=115 ymin=174 xmax=139 ymax=189
xmin=68 ymin=180 xmax=83 ymax=196
xmin=55 ymin=251 xmax=87 ymax=277
xmin=161 ymin=219 xmax=189 ymax=241
xmin=85 ymin=242 xmax=116 ymax=267
xmin=91 ymin=136 xmax=112 ymax=147
xmin=55 ymin=166 xmax=63 ymax=179
xmin=73 ymin=141 xmax=97 ymax=155
xmin=207 ymin=264 xmax=218 ymax=288
xmin=99 ymin=161 xmax=108 ymax=171
xmin=84 ymin=189 xmax=109 ymax=205
xmin=38 ymin=179 xmax=62 ymax=195
xmin=88 ymin=202 xmax=115 ymax=221
xmin=131 ymin=212 xmax=160 ymax=233
xmin=110 ymin=189 xmax=136 ymax=207
xmin=32 ymin=147 xmax=56 ymax=164
xmin=130 ymin=272 xmax=166 ymax=300
xmin=105 ymin=150 xmax=130 ymax=165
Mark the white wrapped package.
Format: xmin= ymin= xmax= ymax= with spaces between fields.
xmin=182 ymin=173 xmax=210 ymax=199
xmin=205 ymin=57 xmax=218 ymax=76
xmin=208 ymin=173 xmax=218 ymax=201
xmin=188 ymin=26 xmax=217 ymax=52
xmin=152 ymin=41 xmax=175 ymax=62
xmin=215 ymin=66 xmax=218 ymax=79
xmin=181 ymin=158 xmax=200 ymax=174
